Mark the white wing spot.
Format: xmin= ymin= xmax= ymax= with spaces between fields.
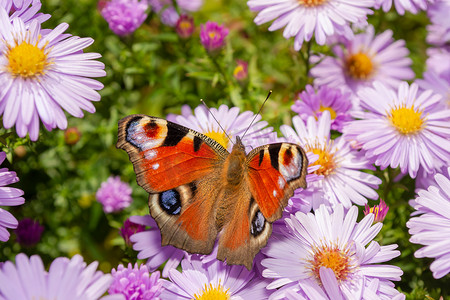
xmin=273 ymin=190 xmax=277 ymax=197
xmin=145 ymin=150 xmax=157 ymax=160
xmin=278 ymin=176 xmax=285 ymax=189
xmin=152 ymin=163 xmax=160 ymax=170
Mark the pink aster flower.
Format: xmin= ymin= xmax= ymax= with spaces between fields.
xmin=310 ymin=26 xmax=414 ymax=101
xmin=129 ymin=215 xmax=186 ymax=278
xmin=233 ymin=59 xmax=248 ymax=81
xmin=119 ymin=217 xmax=145 ymax=247
xmin=291 ymin=84 xmax=353 ymax=132
xmin=161 ymin=254 xmax=270 ymax=299
xmin=100 ymin=0 xmax=149 ymax=36
xmin=0 ymin=10 xmax=105 ymax=141
xmin=375 ymin=0 xmax=434 ymax=15
xmin=343 ymin=81 xmax=450 ymax=178
xmin=0 ymin=151 xmax=25 ymax=242
xmin=15 ymin=218 xmax=44 ymax=247
xmin=407 ymin=167 xmax=450 ymax=279
xmin=0 ymin=253 xmax=112 ymax=300
xmin=108 ymin=263 xmax=164 ymax=299
xmin=247 ymin=0 xmax=374 ymax=50
xmin=262 ymin=204 xmax=404 ymax=299
xmin=280 ymin=112 xmax=381 ymax=210
xmin=200 ymin=21 xmax=229 ymax=53
xmin=364 ymin=198 xmax=389 ymax=223
xmin=166 ymin=104 xmax=275 ymax=152
xmin=175 ymin=14 xmax=195 ymax=39
xmin=1 ymin=0 xmax=50 ymax=24
xmin=96 ymin=176 xmax=132 ymax=213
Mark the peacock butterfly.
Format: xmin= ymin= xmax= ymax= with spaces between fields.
xmin=117 ymin=114 xmax=308 ymax=270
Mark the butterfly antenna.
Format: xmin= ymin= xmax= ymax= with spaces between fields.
xmin=241 ymin=90 xmax=272 ymax=139
xmin=200 ymin=99 xmax=234 ymax=145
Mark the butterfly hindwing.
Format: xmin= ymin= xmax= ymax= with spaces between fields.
xmin=117 ymin=115 xmax=228 ymax=254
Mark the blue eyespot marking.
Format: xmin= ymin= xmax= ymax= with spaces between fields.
xmin=251 ymin=210 xmax=265 ymax=236
xmin=160 ymin=189 xmax=181 ymax=215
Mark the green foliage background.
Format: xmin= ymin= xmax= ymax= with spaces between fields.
xmin=0 ymin=0 xmax=448 ymax=298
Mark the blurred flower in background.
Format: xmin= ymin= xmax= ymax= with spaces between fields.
xmin=176 ymin=0 xmax=203 ymax=12
xmin=200 ymin=21 xmax=229 ymax=54
xmin=233 ymin=59 xmax=248 ymax=81
xmin=175 ymin=14 xmax=195 ymax=39
xmin=0 ymin=253 xmax=112 ymax=300
xmin=120 ymin=217 xmax=145 ymax=246
xmin=96 ymin=176 xmax=132 ymax=213
xmin=15 ymin=218 xmax=44 ymax=247
xmin=64 ymin=127 xmax=82 ymax=145
xmin=99 ymin=0 xmax=149 ymax=36
xmin=0 ymin=151 xmax=25 ymax=242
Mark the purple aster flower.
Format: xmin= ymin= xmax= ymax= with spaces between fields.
xmin=291 ymin=84 xmax=353 ymax=132
xmin=262 ymin=204 xmax=404 ymax=299
xmin=166 ymin=104 xmax=275 ymax=152
xmin=108 ymin=263 xmax=164 ymax=299
xmin=0 ymin=151 xmax=25 ymax=242
xmin=148 ymin=0 xmax=179 ymax=27
xmin=343 ymin=81 xmax=450 ymax=178
xmin=15 ymin=218 xmax=44 ymax=247
xmin=407 ymin=167 xmax=450 ymax=279
xmin=426 ymin=47 xmax=450 ymax=79
xmin=96 ymin=176 xmax=132 ymax=213
xmin=129 ymin=215 xmax=186 ymax=278
xmin=160 ymin=254 xmax=270 ymax=299
xmin=175 ymin=14 xmax=195 ymax=39
xmin=416 ymin=70 xmax=450 ymax=109
xmin=310 ymin=26 xmax=414 ymax=101
xmin=176 ymin=0 xmax=203 ymax=12
xmin=280 ymin=112 xmax=382 ymax=210
xmin=200 ymin=21 xmax=229 ymax=53
xmin=426 ymin=1 xmax=450 ymax=47
xmin=375 ymin=0 xmax=434 ymax=15
xmin=1 ymin=0 xmax=50 ymax=24
xmin=247 ymin=0 xmax=374 ymax=50
xmin=0 ymin=11 xmax=105 ymax=141
xmin=120 ymin=217 xmax=145 ymax=246
xmin=100 ymin=0 xmax=149 ymax=36
xmin=0 ymin=253 xmax=112 ymax=299
xmin=364 ymin=198 xmax=389 ymax=223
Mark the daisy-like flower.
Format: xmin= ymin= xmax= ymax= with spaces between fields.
xmin=0 ymin=151 xmax=25 ymax=242
xmin=0 ymin=10 xmax=105 ymax=141
xmin=281 ymin=111 xmax=381 ymax=210
xmin=262 ymin=204 xmax=404 ymax=299
xmin=0 ymin=253 xmax=112 ymax=299
xmin=343 ymin=81 xmax=450 ymax=178
xmin=407 ymin=167 xmax=450 ymax=279
xmin=175 ymin=14 xmax=195 ymax=39
xmin=15 ymin=217 xmax=44 ymax=247
xmin=129 ymin=215 xmax=186 ymax=278
xmin=108 ymin=263 xmax=164 ymax=299
xmin=426 ymin=0 xmax=450 ymax=47
xmin=2 ymin=0 xmax=50 ymax=24
xmin=200 ymin=21 xmax=229 ymax=53
xmin=375 ymin=0 xmax=434 ymax=15
xmin=291 ymin=84 xmax=353 ymax=132
xmin=247 ymin=0 xmax=374 ymax=50
xmin=96 ymin=176 xmax=132 ymax=213
xmin=166 ymin=104 xmax=275 ymax=152
xmin=100 ymin=0 xmax=149 ymax=36
xmin=310 ymin=26 xmax=414 ymax=99
xmin=161 ymin=253 xmax=270 ymax=299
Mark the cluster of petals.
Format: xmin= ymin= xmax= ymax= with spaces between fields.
xmin=247 ymin=0 xmax=374 ymax=50
xmin=1 ymin=0 xmax=50 ymax=24
xmin=100 ymin=0 xmax=149 ymax=36
xmin=96 ymin=176 xmax=132 ymax=213
xmin=375 ymin=0 xmax=435 ymax=15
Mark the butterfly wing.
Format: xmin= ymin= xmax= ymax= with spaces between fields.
xmin=117 ymin=114 xmax=228 ymax=254
xmin=217 ymin=143 xmax=308 ymax=269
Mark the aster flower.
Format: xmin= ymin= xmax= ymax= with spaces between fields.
xmin=407 ymin=167 xmax=450 ymax=279
xmin=262 ymin=204 xmax=404 ymax=299
xmin=343 ymin=81 xmax=450 ymax=178
xmin=0 ymin=151 xmax=25 ymax=242
xmin=1 ymin=0 xmax=50 ymax=24
xmin=148 ymin=0 xmax=179 ymax=27
xmin=120 ymin=217 xmax=145 ymax=246
xmin=176 ymin=0 xmax=203 ymax=12
xmin=175 ymin=14 xmax=195 ymax=39
xmin=233 ymin=59 xmax=248 ymax=81
xmin=310 ymin=26 xmax=414 ymax=100
xmin=108 ymin=263 xmax=164 ymax=299
xmin=0 ymin=253 xmax=112 ymax=300
xmin=129 ymin=215 xmax=186 ymax=278
xmin=166 ymin=104 xmax=275 ymax=152
xmin=280 ymin=112 xmax=381 ymax=210
xmin=96 ymin=176 xmax=132 ymax=213
xmin=0 ymin=10 xmax=105 ymax=141
xmin=375 ymin=0 xmax=434 ymax=15
xmin=426 ymin=1 xmax=450 ymax=47
xmin=247 ymin=0 xmax=374 ymax=50
xmin=364 ymin=199 xmax=389 ymax=223
xmin=426 ymin=47 xmax=450 ymax=79
xmin=291 ymin=84 xmax=353 ymax=132
xmin=200 ymin=21 xmax=229 ymax=53
xmin=15 ymin=218 xmax=44 ymax=247
xmin=161 ymin=254 xmax=270 ymax=299
xmin=100 ymin=0 xmax=149 ymax=36
xmin=416 ymin=70 xmax=450 ymax=109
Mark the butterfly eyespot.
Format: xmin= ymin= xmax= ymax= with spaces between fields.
xmin=250 ymin=210 xmax=265 ymax=236
xmin=160 ymin=189 xmax=181 ymax=215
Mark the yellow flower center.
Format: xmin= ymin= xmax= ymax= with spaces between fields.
xmin=318 ymin=105 xmax=337 ymax=120
xmin=193 ymin=283 xmax=230 ymax=300
xmin=308 ymin=244 xmax=353 ymax=283
xmin=208 ymin=31 xmax=217 ymax=39
xmin=205 ymin=130 xmax=230 ymax=149
xmin=298 ymin=0 xmax=327 ymax=7
xmin=180 ymin=20 xmax=192 ymax=31
xmin=305 ymin=142 xmax=336 ymax=176
xmin=233 ymin=65 xmax=244 ymax=77
xmin=388 ymin=105 xmax=424 ymax=135
xmin=6 ymin=40 xmax=50 ymax=78
xmin=345 ymin=52 xmax=374 ymax=80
